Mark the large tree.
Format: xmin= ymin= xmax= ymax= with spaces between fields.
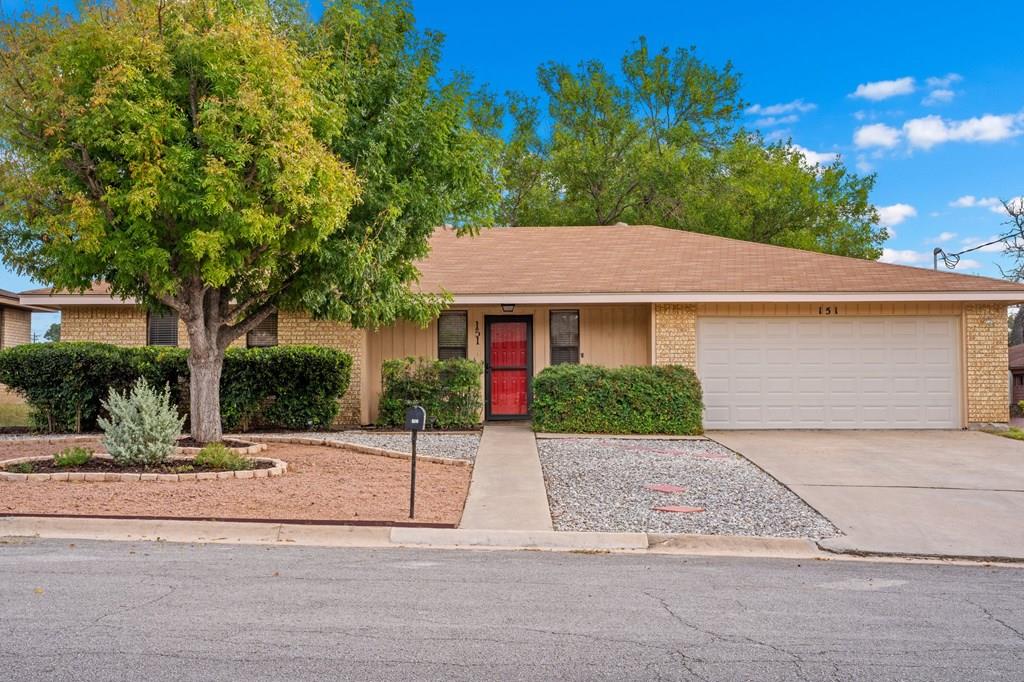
xmin=499 ymin=38 xmax=884 ymax=259
xmin=0 ymin=0 xmax=500 ymax=442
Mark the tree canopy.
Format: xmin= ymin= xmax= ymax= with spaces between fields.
xmin=0 ymin=0 xmax=502 ymax=440
xmin=499 ymin=38 xmax=885 ymax=259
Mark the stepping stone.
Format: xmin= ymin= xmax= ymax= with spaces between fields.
xmin=644 ymin=483 xmax=687 ymax=494
xmin=653 ymin=505 xmax=705 ymax=513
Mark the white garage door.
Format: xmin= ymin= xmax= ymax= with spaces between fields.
xmin=697 ymin=316 xmax=961 ymax=429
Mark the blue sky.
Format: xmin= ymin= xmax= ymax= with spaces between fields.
xmin=3 ymin=0 xmax=1023 ymax=336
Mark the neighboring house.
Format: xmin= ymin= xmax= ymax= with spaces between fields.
xmin=1010 ymin=344 xmax=1024 ymax=407
xmin=19 ymin=225 xmax=1024 ymax=430
xmin=0 ymin=288 xmax=49 ymax=405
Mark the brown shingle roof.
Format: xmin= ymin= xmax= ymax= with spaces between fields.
xmin=417 ymin=225 xmax=1024 ymax=295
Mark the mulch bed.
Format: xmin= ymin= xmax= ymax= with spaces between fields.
xmin=3 ymin=457 xmax=275 ymax=474
xmin=0 ymin=439 xmax=471 ymax=525
xmin=175 ymin=437 xmax=255 ymax=449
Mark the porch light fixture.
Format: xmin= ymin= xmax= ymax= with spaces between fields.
xmin=501 ymin=303 xmax=516 ymax=313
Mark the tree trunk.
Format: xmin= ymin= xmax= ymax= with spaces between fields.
xmin=187 ymin=346 xmax=225 ymax=444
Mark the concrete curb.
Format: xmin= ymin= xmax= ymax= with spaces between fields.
xmin=390 ymin=527 xmax=649 ymax=550
xmin=648 ymin=533 xmax=825 ymax=558
xmin=817 ymin=537 xmax=1024 ymax=564
xmin=535 ymin=433 xmax=707 ymax=441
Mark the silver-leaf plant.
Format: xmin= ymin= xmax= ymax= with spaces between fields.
xmin=97 ymin=378 xmax=186 ymax=468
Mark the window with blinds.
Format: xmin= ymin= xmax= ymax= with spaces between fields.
xmin=247 ymin=312 xmax=279 ymax=348
xmin=437 ymin=311 xmax=468 ymax=359
xmin=147 ymin=311 xmax=179 ymax=346
xmin=550 ymin=310 xmax=580 ymax=364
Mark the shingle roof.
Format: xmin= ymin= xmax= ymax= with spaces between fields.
xmin=416 ymin=225 xmax=1024 ymax=295
xmin=21 ymin=225 xmax=1024 ymax=301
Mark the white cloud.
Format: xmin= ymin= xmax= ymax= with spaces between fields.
xmin=850 ymin=77 xmax=916 ymax=101
xmin=877 ymin=203 xmax=917 ymax=231
xmin=791 ymin=144 xmax=838 ymax=167
xmin=955 ymin=258 xmax=983 ymax=270
xmin=754 ymin=114 xmax=799 ymax=127
xmin=925 ymin=73 xmax=963 ymax=89
xmin=854 ymin=123 xmax=902 ymax=148
xmin=922 ymin=89 xmax=955 ymax=106
xmin=855 ymin=155 xmax=873 ymax=173
xmin=960 ymin=235 xmax=1006 ymax=252
xmin=949 ymin=195 xmax=1022 ymax=214
xmin=747 ymin=99 xmax=817 ymax=116
xmin=936 ymin=231 xmax=957 ymax=242
xmin=879 ymin=248 xmax=928 ymax=265
xmin=903 ymin=114 xmax=1023 ymax=149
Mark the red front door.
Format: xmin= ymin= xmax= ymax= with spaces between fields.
xmin=487 ymin=318 xmax=530 ymax=418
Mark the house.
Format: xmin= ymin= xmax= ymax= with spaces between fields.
xmin=0 ymin=288 xmax=49 ymax=405
xmin=19 ymin=225 xmax=1024 ymax=430
xmin=1010 ymin=344 xmax=1024 ymax=408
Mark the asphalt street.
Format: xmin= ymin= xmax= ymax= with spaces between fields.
xmin=0 ymin=539 xmax=1022 ymax=681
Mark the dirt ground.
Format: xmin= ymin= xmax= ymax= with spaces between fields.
xmin=0 ymin=439 xmax=470 ymax=525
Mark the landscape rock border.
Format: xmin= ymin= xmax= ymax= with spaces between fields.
xmin=0 ymin=452 xmax=287 ymax=482
xmin=247 ymin=435 xmax=472 ymax=467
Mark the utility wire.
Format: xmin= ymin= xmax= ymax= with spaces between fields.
xmin=934 ymin=231 xmax=1019 ymax=269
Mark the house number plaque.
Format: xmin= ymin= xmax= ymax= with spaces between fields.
xmin=818 ymin=306 xmax=839 ymax=316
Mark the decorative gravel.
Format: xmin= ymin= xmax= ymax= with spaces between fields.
xmin=248 ymin=431 xmax=481 ymax=462
xmin=538 ymin=438 xmax=839 ymax=538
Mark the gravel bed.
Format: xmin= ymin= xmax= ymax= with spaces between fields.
xmin=538 ymin=438 xmax=839 ymax=538
xmin=249 ymin=431 xmax=481 ymax=462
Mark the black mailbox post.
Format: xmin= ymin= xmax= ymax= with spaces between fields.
xmin=404 ymin=405 xmax=426 ymax=518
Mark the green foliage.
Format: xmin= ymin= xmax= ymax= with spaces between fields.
xmin=98 ymin=378 xmax=186 ymax=467
xmin=194 ymin=443 xmax=253 ymax=471
xmin=0 ymin=342 xmax=350 ymax=432
xmin=0 ymin=342 xmax=152 ymax=432
xmin=499 ymin=38 xmax=883 ymax=259
xmin=43 ymin=323 xmax=61 ymax=342
xmin=6 ymin=461 xmax=34 ymax=474
xmin=53 ymin=446 xmax=93 ymax=468
xmin=0 ymin=0 xmax=501 ymax=440
xmin=219 ymin=345 xmax=352 ymax=431
xmin=531 ymin=364 xmax=703 ymax=435
xmin=378 ymin=357 xmax=483 ymax=429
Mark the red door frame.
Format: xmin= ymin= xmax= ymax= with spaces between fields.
xmin=484 ymin=315 xmax=533 ymax=420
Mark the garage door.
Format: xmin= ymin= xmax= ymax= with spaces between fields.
xmin=697 ymin=316 xmax=960 ymax=429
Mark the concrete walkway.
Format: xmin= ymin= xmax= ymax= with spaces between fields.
xmin=458 ymin=422 xmax=553 ymax=531
xmin=711 ymin=430 xmax=1024 ymax=560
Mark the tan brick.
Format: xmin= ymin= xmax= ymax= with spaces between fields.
xmin=964 ymin=303 xmax=1008 ymax=425
xmin=652 ymin=304 xmax=697 ymax=368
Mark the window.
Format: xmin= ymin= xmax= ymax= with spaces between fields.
xmin=147 ymin=311 xmax=179 ymax=346
xmin=247 ymin=312 xmax=278 ymax=348
xmin=550 ymin=310 xmax=580 ymax=364
xmin=437 ymin=311 xmax=468 ymax=359
xmin=1016 ymin=375 xmax=1024 ymax=386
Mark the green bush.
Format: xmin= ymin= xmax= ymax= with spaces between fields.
xmin=531 ymin=364 xmax=703 ymax=435
xmin=0 ymin=342 xmax=351 ymax=433
xmin=378 ymin=357 xmax=483 ymax=429
xmin=98 ymin=378 xmax=186 ymax=467
xmin=194 ymin=443 xmax=253 ymax=471
xmin=53 ymin=446 xmax=92 ymax=468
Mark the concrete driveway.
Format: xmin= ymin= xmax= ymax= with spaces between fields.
xmin=709 ymin=430 xmax=1024 ymax=560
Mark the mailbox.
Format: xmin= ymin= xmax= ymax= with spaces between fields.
xmin=404 ymin=405 xmax=427 ymax=431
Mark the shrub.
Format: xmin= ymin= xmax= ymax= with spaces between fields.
xmin=53 ymin=446 xmax=92 ymax=468
xmin=6 ymin=461 xmax=33 ymax=474
xmin=194 ymin=443 xmax=253 ymax=471
xmin=531 ymin=364 xmax=703 ymax=435
xmin=378 ymin=357 xmax=483 ymax=429
xmin=219 ymin=345 xmax=352 ymax=431
xmin=0 ymin=342 xmax=350 ymax=433
xmin=98 ymin=378 xmax=186 ymax=467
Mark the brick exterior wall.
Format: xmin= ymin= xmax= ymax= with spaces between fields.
xmin=652 ymin=303 xmax=697 ymax=367
xmin=1 ymin=308 xmax=31 ymax=348
xmin=60 ymin=305 xmax=366 ymax=426
xmin=61 ymin=306 xmax=148 ymax=345
xmin=276 ymin=311 xmax=365 ymax=426
xmin=964 ymin=303 xmax=1009 ymax=426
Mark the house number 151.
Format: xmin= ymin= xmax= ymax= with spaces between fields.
xmin=818 ymin=306 xmax=839 ymax=315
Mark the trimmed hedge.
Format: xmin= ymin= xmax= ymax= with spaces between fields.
xmin=378 ymin=357 xmax=483 ymax=429
xmin=0 ymin=342 xmax=351 ymax=433
xmin=531 ymin=364 xmax=703 ymax=435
